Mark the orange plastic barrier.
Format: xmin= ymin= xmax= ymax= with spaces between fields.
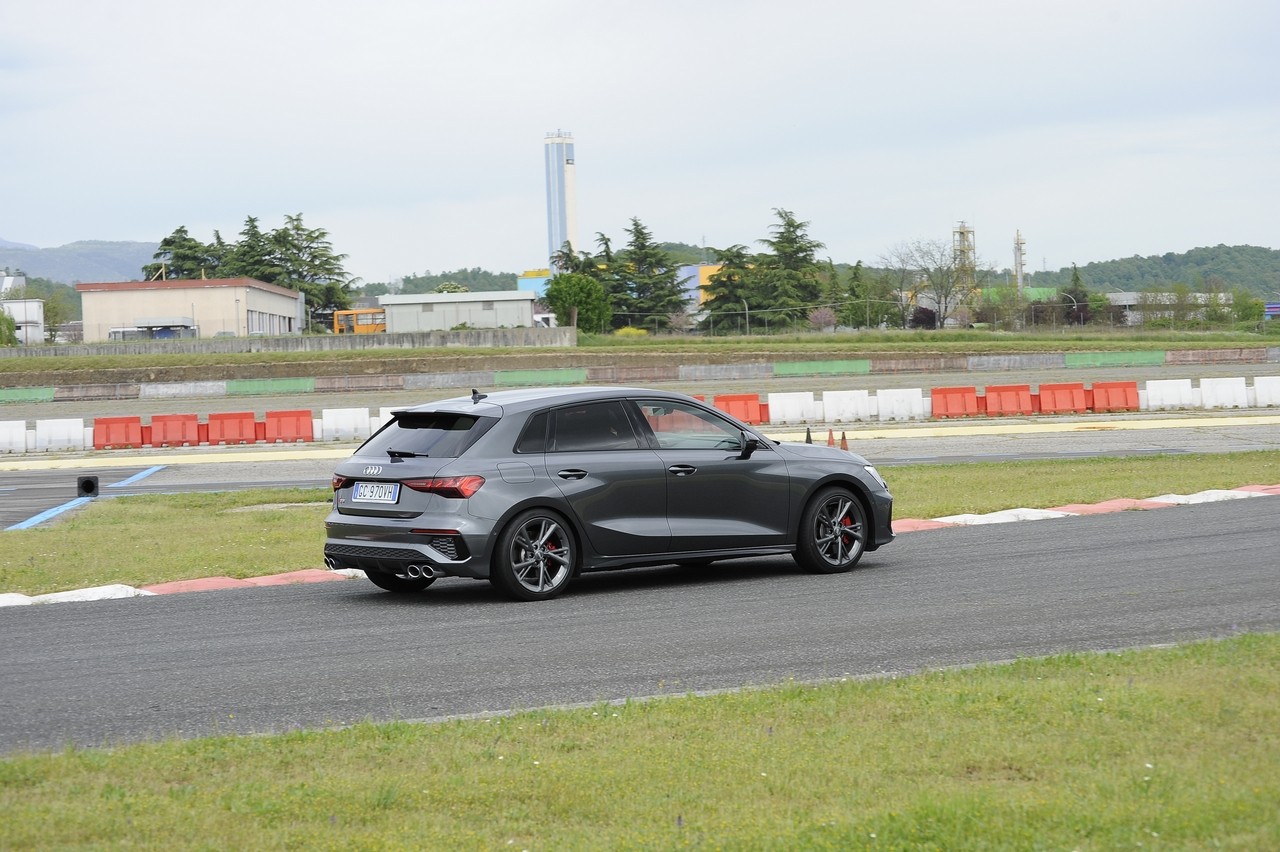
xmin=713 ymin=394 xmax=764 ymax=424
xmin=207 ymin=411 xmax=257 ymax=445
xmin=1090 ymin=381 xmax=1140 ymax=412
xmin=265 ymin=409 xmax=315 ymax=442
xmin=1038 ymin=382 xmax=1089 ymax=414
xmin=93 ymin=416 xmax=144 ymax=449
xmin=931 ymin=386 xmax=980 ymax=418
xmin=983 ymin=384 xmax=1034 ymax=416
xmin=150 ymin=413 xmax=200 ymax=447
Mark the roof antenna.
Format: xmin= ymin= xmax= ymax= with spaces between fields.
xmin=471 ymin=389 xmax=488 ymax=404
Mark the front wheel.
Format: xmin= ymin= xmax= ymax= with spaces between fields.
xmin=365 ymin=570 xmax=435 ymax=593
xmin=793 ymin=486 xmax=868 ymax=574
xmin=490 ymin=509 xmax=576 ymax=601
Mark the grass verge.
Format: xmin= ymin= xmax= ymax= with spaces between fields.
xmin=2 ymin=452 xmax=1278 ymax=597
xmin=1 ymin=635 xmax=1276 ymax=848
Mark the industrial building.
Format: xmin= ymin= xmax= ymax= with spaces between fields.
xmin=74 ymin=278 xmax=306 ymax=342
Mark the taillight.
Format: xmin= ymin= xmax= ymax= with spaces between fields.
xmin=332 ymin=475 xmax=352 ymax=490
xmin=400 ymin=475 xmax=485 ymax=498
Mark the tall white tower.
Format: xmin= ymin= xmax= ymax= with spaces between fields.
xmin=1013 ymin=230 xmax=1026 ymax=294
xmin=544 ymin=131 xmax=578 ymax=265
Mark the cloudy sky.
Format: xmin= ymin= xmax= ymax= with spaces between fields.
xmin=2 ymin=0 xmax=1276 ymax=284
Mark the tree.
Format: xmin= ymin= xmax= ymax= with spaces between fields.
xmin=433 ymin=282 xmax=469 ymax=293
xmin=752 ymin=209 xmax=825 ymax=329
xmin=698 ymin=244 xmax=755 ymax=334
xmin=0 ymin=310 xmax=15 ymax=345
xmin=269 ymin=213 xmax=353 ymax=328
xmin=142 ymin=226 xmax=220 ymax=280
xmin=881 ymin=237 xmax=985 ymax=329
xmin=616 ymin=218 xmax=686 ymax=331
xmin=1060 ymin=264 xmax=1091 ymax=325
xmin=221 ymin=216 xmax=281 ymax=283
xmin=837 ymin=261 xmax=866 ymax=327
xmin=543 ymin=272 xmax=610 ymax=333
xmin=1231 ymin=287 xmax=1264 ymax=323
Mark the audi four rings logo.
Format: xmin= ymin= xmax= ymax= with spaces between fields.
xmin=363 ymin=465 xmax=383 ymax=476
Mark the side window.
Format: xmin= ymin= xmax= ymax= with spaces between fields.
xmin=551 ymin=401 xmax=640 ymax=452
xmin=636 ymin=399 xmax=754 ymax=450
xmin=515 ymin=410 xmax=549 ymax=454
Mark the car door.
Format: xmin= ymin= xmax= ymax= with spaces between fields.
xmin=633 ymin=399 xmax=791 ymax=552
xmin=545 ymin=401 xmax=670 ymax=556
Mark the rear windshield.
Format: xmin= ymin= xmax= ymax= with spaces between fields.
xmin=359 ymin=412 xmax=495 ymax=458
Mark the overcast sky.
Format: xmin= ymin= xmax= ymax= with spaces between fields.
xmin=2 ymin=1 xmax=1277 ymax=284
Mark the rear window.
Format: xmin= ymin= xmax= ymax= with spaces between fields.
xmin=359 ymin=412 xmax=495 ymax=458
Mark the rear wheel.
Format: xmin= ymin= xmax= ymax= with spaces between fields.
xmin=793 ymin=486 xmax=868 ymax=574
xmin=491 ymin=509 xmax=576 ymax=601
xmin=365 ymin=570 xmax=435 ymax=593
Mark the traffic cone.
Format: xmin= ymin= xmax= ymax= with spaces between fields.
xmin=840 ymin=432 xmax=849 ymax=450
xmin=804 ymin=426 xmax=813 ymax=444
xmin=826 ymin=429 xmax=835 ymax=447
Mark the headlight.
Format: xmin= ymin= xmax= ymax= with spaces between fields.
xmin=864 ymin=465 xmax=887 ymax=488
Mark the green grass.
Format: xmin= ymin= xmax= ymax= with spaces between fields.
xmin=1 ymin=635 xmax=1276 ymax=848
xmin=887 ymin=450 xmax=1280 ymax=520
xmin=3 ymin=452 xmax=1279 ymax=597
xmin=0 ymin=489 xmax=331 ymax=596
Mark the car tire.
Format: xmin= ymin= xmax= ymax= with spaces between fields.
xmin=793 ymin=485 xmax=868 ymax=574
xmin=490 ymin=509 xmax=576 ymax=601
xmin=365 ymin=569 xmax=435 ymax=593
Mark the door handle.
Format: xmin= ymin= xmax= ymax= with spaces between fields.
xmin=557 ymin=469 xmax=588 ymax=480
xmin=667 ymin=464 xmax=697 ymax=476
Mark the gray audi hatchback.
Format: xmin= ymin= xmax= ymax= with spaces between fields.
xmin=324 ymin=387 xmax=893 ymax=600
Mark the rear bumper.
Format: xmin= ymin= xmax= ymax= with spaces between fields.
xmin=323 ymin=511 xmax=494 ymax=579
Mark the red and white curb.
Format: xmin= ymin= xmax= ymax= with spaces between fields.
xmin=3 ymin=487 xmax=1276 ymax=608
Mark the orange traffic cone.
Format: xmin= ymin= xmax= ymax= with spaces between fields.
xmin=826 ymin=429 xmax=835 ymax=447
xmin=840 ymin=432 xmax=848 ymax=450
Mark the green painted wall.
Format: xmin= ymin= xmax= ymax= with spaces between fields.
xmin=0 ymin=387 xmax=56 ymax=403
xmin=494 ymin=368 xmax=590 ymax=387
xmin=226 ymin=378 xmax=317 ymax=396
xmin=774 ymin=360 xmax=872 ymax=377
xmin=1063 ymin=351 xmax=1167 ymax=368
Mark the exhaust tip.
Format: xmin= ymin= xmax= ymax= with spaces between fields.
xmin=407 ymin=564 xmax=436 ymax=580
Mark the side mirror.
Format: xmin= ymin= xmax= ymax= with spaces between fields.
xmin=736 ymin=430 xmax=760 ymax=460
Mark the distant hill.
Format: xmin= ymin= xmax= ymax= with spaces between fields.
xmin=1024 ymin=245 xmax=1280 ymax=295
xmin=0 ymin=239 xmax=158 ymax=284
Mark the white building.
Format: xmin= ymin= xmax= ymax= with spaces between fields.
xmin=0 ymin=298 xmax=44 ymax=344
xmin=379 ymin=290 xmax=537 ymax=333
xmin=75 ymin=278 xmax=306 ymax=342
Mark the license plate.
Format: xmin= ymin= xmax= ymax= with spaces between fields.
xmin=353 ymin=482 xmax=400 ymax=503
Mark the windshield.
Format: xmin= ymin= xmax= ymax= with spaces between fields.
xmin=358 ymin=412 xmax=495 ymax=458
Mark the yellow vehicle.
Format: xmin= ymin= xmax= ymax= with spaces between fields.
xmin=333 ymin=308 xmax=386 ymax=334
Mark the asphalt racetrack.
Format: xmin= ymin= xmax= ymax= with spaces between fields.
xmin=1 ymin=495 xmax=1276 ymax=753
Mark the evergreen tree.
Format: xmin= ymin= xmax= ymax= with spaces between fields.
xmin=616 ymin=218 xmax=686 ymax=331
xmin=838 ymin=261 xmax=866 ymax=327
xmin=221 ymin=216 xmax=282 ymax=283
xmin=699 ymin=244 xmax=757 ymax=335
xmin=752 ymin=209 xmax=825 ymax=329
xmin=1061 ymin=264 xmax=1091 ymax=325
xmin=142 ymin=226 xmax=220 ymax=280
xmin=269 ymin=213 xmax=352 ymax=328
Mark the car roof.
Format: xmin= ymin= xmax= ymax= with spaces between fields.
xmin=394 ymin=386 xmax=697 ymax=418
